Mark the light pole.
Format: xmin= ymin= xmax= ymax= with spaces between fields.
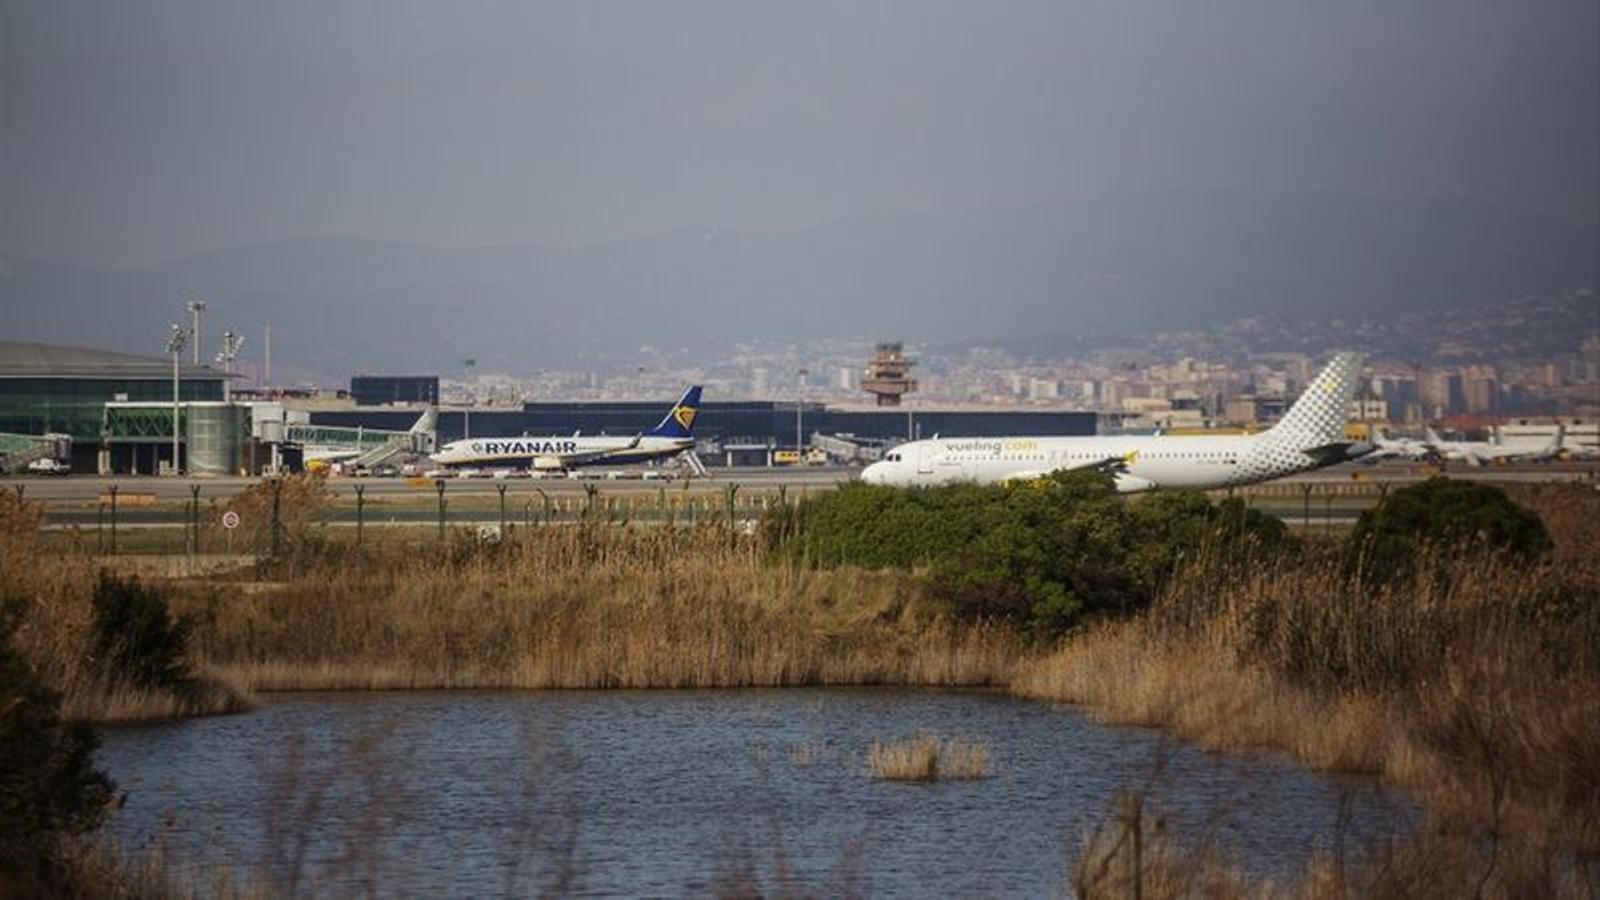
xmin=795 ymin=368 xmax=809 ymax=455
xmin=186 ymin=300 xmax=206 ymax=365
xmin=215 ymin=331 xmax=244 ymax=402
xmin=461 ymin=357 xmax=477 ymax=440
xmin=167 ymin=325 xmax=187 ymax=475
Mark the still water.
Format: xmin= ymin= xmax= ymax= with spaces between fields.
xmin=99 ymin=689 xmax=1414 ymax=896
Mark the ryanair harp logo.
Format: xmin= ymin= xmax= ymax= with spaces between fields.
xmin=673 ymin=405 xmax=697 ymax=430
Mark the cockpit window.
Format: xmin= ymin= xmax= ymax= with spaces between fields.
xmin=886 ymin=453 xmax=901 ymax=462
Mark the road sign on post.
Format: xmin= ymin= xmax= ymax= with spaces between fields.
xmin=221 ymin=509 xmax=240 ymax=556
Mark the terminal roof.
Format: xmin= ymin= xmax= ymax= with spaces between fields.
xmin=0 ymin=342 xmax=225 ymax=379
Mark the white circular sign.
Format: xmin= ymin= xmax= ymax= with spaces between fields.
xmin=221 ymin=510 xmax=241 ymax=530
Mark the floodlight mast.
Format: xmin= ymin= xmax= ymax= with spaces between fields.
xmin=167 ymin=325 xmax=187 ymax=475
xmin=461 ymin=358 xmax=477 ymax=439
xmin=796 ymin=368 xmax=809 ymax=455
xmin=186 ymin=300 xmax=206 ymax=365
xmin=215 ymin=331 xmax=244 ymax=402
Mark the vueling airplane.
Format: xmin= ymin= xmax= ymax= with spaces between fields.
xmin=861 ymin=353 xmax=1369 ymax=492
xmin=430 ymin=386 xmax=704 ymax=473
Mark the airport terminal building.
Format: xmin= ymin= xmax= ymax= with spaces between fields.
xmin=310 ymin=398 xmax=1098 ymax=465
xmin=0 ymin=342 xmax=1095 ymax=472
xmin=0 ymin=342 xmax=228 ymax=472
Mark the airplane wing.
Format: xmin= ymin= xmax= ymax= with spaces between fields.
xmin=1087 ymin=455 xmax=1131 ymax=475
xmin=1004 ymin=454 xmax=1126 ymax=484
xmin=1299 ymin=441 xmax=1368 ymax=465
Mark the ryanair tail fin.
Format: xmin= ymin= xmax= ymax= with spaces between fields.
xmin=1267 ymin=352 xmax=1363 ymax=450
xmin=646 ymin=386 xmax=702 ymax=439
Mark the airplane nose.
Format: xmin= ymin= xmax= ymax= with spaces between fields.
xmin=860 ymin=462 xmax=884 ymax=484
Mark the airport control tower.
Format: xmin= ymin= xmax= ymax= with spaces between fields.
xmin=861 ymin=342 xmax=918 ymax=407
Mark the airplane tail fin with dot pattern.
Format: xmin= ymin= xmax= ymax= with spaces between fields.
xmin=1267 ymin=352 xmax=1364 ymax=450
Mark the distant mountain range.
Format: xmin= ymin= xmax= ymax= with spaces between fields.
xmin=3 ymin=190 xmax=1593 ymax=380
xmin=930 ymin=292 xmax=1600 ymax=366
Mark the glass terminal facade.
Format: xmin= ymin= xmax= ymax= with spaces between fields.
xmin=0 ymin=377 xmax=222 ymax=440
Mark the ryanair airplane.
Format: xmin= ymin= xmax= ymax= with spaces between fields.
xmin=862 ymin=353 xmax=1371 ymax=492
xmin=430 ymin=386 xmax=703 ymax=473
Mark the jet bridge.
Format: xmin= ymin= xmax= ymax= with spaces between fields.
xmin=0 ymin=432 xmax=70 ymax=473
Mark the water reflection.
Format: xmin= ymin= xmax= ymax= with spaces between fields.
xmin=99 ymin=688 xmax=1414 ymax=896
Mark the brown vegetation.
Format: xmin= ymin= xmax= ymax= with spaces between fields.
xmin=1023 ymin=485 xmax=1600 ymax=894
xmin=867 ymin=734 xmax=991 ymax=782
xmin=1 ymin=490 xmax=249 ymax=722
xmin=11 ymin=477 xmax=1600 ymax=895
xmin=8 ymin=485 xmax=1024 ymax=721
xmin=192 ymin=524 xmax=1021 ymax=692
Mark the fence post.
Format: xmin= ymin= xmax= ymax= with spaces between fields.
xmin=189 ymin=483 xmax=201 ymax=564
xmin=725 ymin=483 xmax=740 ymax=549
xmin=497 ymin=483 xmax=507 ymax=535
xmin=270 ymin=477 xmax=283 ymax=558
xmin=535 ymin=487 xmax=550 ymax=526
xmin=355 ymin=483 xmax=366 ymax=547
xmin=435 ymin=478 xmax=447 ymax=541
xmin=109 ymin=484 xmax=119 ymax=556
xmin=1301 ymin=482 xmax=1313 ymax=529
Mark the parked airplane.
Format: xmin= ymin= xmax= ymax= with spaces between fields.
xmin=1424 ymin=424 xmax=1564 ymax=466
xmin=860 ymin=353 xmax=1370 ymax=492
xmin=304 ymin=407 xmax=437 ymax=468
xmin=1358 ymin=428 xmax=1435 ymax=463
xmin=430 ymin=386 xmax=704 ymax=473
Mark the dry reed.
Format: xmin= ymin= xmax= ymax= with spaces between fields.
xmin=173 ymin=524 xmax=1025 ymax=693
xmin=1021 ymin=484 xmax=1600 ymax=885
xmin=867 ymin=734 xmax=990 ymax=782
xmin=1 ymin=491 xmax=252 ymax=722
xmin=7 ymin=501 xmax=1027 ymax=720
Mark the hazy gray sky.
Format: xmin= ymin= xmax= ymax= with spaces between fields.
xmin=3 ymin=0 xmax=1595 ymax=266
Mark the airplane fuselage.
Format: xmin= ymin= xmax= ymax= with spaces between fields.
xmin=430 ymin=434 xmax=693 ymax=469
xmin=862 ymin=432 xmax=1339 ymax=493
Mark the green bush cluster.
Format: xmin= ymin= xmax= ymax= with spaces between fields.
xmin=1 ymin=598 xmax=116 ymax=893
xmin=765 ymin=470 xmax=1292 ymax=637
xmin=1344 ymin=477 xmax=1551 ymax=584
xmin=90 ymin=573 xmax=198 ymax=699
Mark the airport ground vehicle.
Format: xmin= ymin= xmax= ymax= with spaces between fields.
xmin=25 ymin=458 xmax=69 ymax=476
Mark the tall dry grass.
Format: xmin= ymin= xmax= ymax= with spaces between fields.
xmin=0 ymin=491 xmax=250 ymax=722
xmin=867 ymin=734 xmax=991 ymax=782
xmin=178 ymin=523 xmax=1024 ymax=692
xmin=7 ymin=483 xmax=1021 ymax=719
xmin=1019 ymin=485 xmax=1600 ymax=889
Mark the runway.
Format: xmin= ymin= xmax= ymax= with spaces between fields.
xmin=9 ymin=460 xmax=1596 ymax=502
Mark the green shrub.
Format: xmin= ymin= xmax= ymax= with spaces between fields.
xmin=1126 ymin=492 xmax=1295 ymax=591
xmin=765 ymin=471 xmax=1290 ymax=636
xmin=0 ymin=597 xmax=116 ymax=892
xmin=90 ymin=573 xmax=197 ymax=698
xmin=1344 ymin=478 xmax=1551 ymax=584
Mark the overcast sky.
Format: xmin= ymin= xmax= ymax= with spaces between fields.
xmin=3 ymin=0 xmax=1595 ymax=267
